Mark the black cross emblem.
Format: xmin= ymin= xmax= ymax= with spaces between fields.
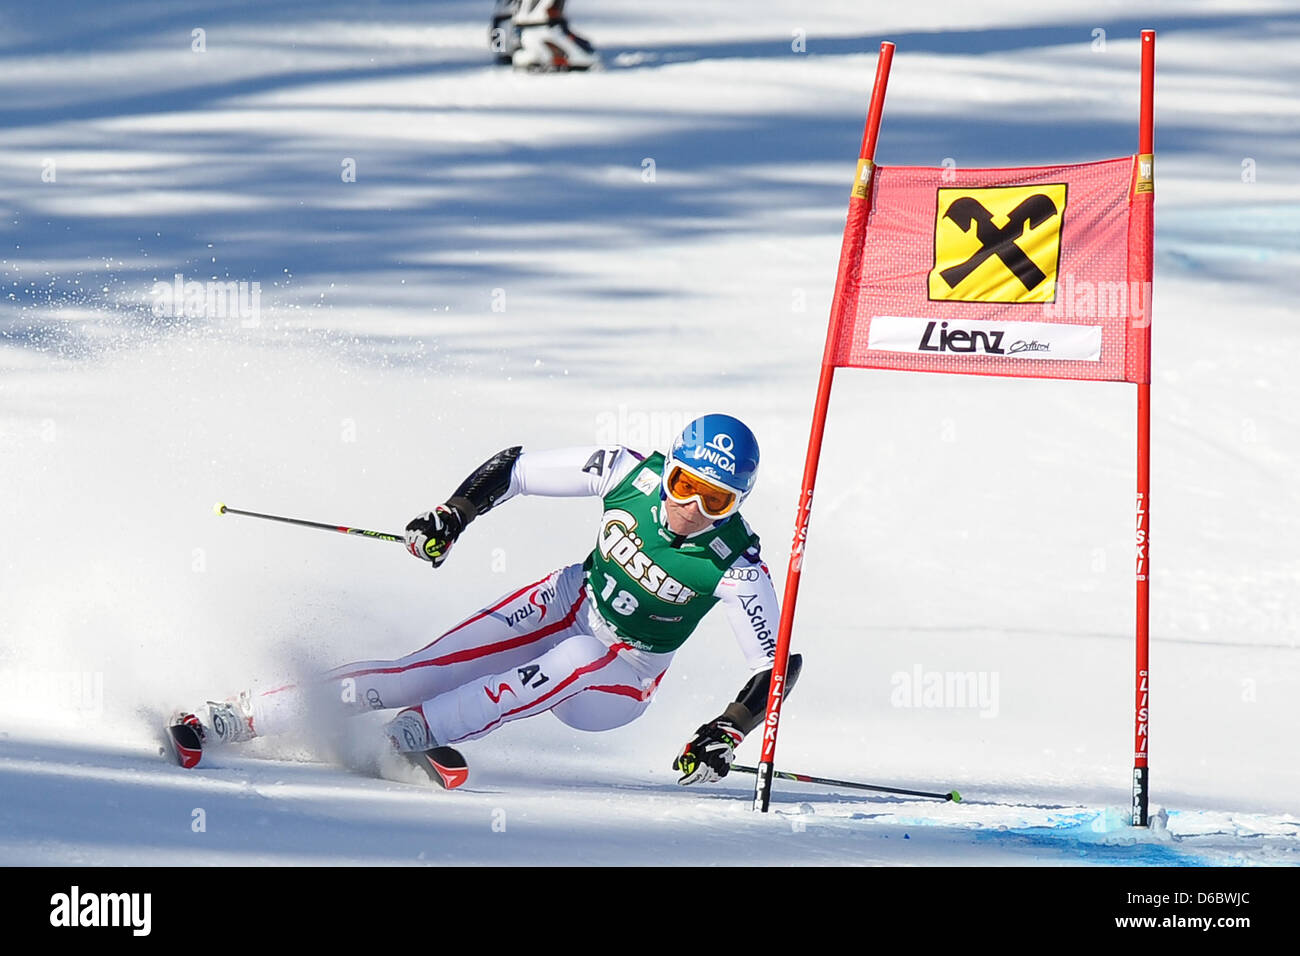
xmin=938 ymin=194 xmax=1059 ymax=291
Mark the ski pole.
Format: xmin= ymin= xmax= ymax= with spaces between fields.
xmin=730 ymin=764 xmax=960 ymax=802
xmin=213 ymin=502 xmax=404 ymax=544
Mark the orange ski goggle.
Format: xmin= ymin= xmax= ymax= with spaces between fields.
xmin=664 ymin=464 xmax=740 ymax=519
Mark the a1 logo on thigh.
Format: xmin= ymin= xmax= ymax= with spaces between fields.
xmin=517 ymin=664 xmax=549 ymax=689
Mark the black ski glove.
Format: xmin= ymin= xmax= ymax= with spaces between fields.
xmin=673 ymin=718 xmax=745 ymax=785
xmin=404 ymin=502 xmax=468 ymax=568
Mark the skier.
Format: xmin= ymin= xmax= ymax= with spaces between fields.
xmin=168 ymin=414 xmax=800 ymax=789
xmin=490 ymin=0 xmax=598 ymax=72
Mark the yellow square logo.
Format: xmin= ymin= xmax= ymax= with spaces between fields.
xmin=929 ymin=184 xmax=1067 ymax=303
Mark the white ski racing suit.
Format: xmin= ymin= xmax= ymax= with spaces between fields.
xmin=246 ymin=445 xmax=781 ymax=747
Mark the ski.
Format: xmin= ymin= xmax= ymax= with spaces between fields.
xmin=399 ymin=746 xmax=470 ymax=790
xmin=160 ymin=711 xmax=469 ymax=791
xmin=161 ymin=714 xmax=204 ymax=769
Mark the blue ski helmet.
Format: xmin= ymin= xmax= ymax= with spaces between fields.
xmin=664 ymin=414 xmax=760 ymax=512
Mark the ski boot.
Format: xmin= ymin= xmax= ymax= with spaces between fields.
xmin=511 ymin=0 xmax=598 ymax=72
xmin=163 ymin=693 xmax=258 ymax=768
xmin=383 ymin=706 xmax=469 ymax=790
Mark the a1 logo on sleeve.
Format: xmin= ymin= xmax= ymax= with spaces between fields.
xmin=583 ymin=448 xmax=617 ymax=475
xmin=929 ymin=184 xmax=1067 ymax=303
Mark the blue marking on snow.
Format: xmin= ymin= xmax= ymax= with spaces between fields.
xmin=968 ymin=822 xmax=1202 ymax=866
xmin=871 ymin=807 xmax=1219 ymax=866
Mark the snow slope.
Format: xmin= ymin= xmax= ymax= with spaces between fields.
xmin=1 ymin=0 xmax=1297 ymax=865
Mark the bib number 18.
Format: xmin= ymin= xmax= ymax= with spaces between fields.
xmin=599 ymin=573 xmax=640 ymax=616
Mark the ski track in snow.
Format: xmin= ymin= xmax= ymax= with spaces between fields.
xmin=1 ymin=0 xmax=1298 ymax=865
xmin=2 ymin=735 xmax=1293 ymax=866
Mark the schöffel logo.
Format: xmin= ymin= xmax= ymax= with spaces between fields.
xmin=929 ymin=184 xmax=1067 ymax=303
xmin=868 ymin=316 xmax=1102 ymax=363
xmin=738 ymin=593 xmax=775 ymax=656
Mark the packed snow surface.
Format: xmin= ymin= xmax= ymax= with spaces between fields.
xmin=1 ymin=0 xmax=1297 ymax=865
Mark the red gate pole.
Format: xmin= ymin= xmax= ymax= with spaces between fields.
xmin=1132 ymin=29 xmax=1156 ymax=827
xmin=753 ymin=41 xmax=895 ymax=812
